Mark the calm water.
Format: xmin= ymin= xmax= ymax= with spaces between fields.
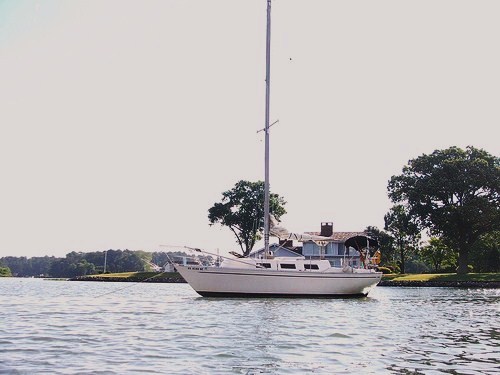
xmin=1 ymin=279 xmax=499 ymax=374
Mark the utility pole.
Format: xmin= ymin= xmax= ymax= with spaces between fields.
xmin=103 ymin=250 xmax=108 ymax=273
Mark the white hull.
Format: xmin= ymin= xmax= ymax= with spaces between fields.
xmin=176 ymin=264 xmax=382 ymax=297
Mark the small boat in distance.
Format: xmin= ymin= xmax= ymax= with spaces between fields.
xmin=174 ymin=0 xmax=382 ymax=297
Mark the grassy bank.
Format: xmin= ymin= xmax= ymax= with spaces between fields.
xmin=382 ymin=273 xmax=500 ymax=282
xmin=380 ymin=273 xmax=500 ymax=288
xmin=70 ymin=271 xmax=186 ymax=283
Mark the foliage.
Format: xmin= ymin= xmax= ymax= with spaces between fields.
xmin=388 ymin=146 xmax=500 ymax=274
xmin=0 ymin=266 xmax=12 ymax=277
xmin=420 ymin=237 xmax=457 ymax=272
xmin=101 ymin=250 xmax=146 ymax=273
xmin=364 ymin=226 xmax=396 ymax=265
xmin=376 ymin=266 xmax=393 ymax=274
xmin=208 ymin=180 xmax=287 ymax=256
xmin=382 ymin=263 xmax=401 ymax=273
xmin=152 ymin=252 xmax=172 ymax=267
xmin=469 ymin=231 xmax=500 ymax=273
xmin=83 ymin=271 xmax=184 ymax=282
xmin=382 ymin=273 xmax=500 ymax=282
xmin=2 ymin=250 xmax=148 ymax=278
xmin=384 ymin=205 xmax=421 ymax=273
xmin=49 ymin=257 xmax=96 ymax=278
xmin=0 ymin=256 xmax=56 ymax=277
xmin=1 ymin=250 xmax=214 ymax=278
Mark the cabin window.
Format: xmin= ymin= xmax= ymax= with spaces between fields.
xmin=325 ymin=243 xmax=334 ymax=255
xmin=304 ymin=264 xmax=319 ymax=270
xmin=303 ymin=242 xmax=320 ymax=256
xmin=337 ymin=243 xmax=345 ymax=255
xmin=280 ymin=263 xmax=296 ymax=269
xmin=257 ymin=263 xmax=272 ymax=269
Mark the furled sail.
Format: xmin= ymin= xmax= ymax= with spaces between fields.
xmin=269 ymin=216 xmax=332 ymax=244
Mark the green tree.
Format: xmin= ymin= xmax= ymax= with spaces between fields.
xmin=30 ymin=256 xmax=56 ymax=276
xmin=420 ymin=237 xmax=457 ymax=272
xmin=0 ymin=266 xmax=12 ymax=277
xmin=113 ymin=250 xmax=146 ymax=272
xmin=388 ymin=146 xmax=500 ymax=274
xmin=152 ymin=252 xmax=171 ymax=267
xmin=469 ymin=231 xmax=500 ymax=273
xmin=81 ymin=251 xmax=108 ymax=273
xmin=74 ymin=259 xmax=96 ymax=276
xmin=92 ymin=249 xmax=145 ymax=273
xmin=208 ymin=180 xmax=286 ymax=256
xmin=49 ymin=258 xmax=72 ymax=278
xmin=0 ymin=256 xmax=28 ymax=276
xmin=364 ymin=226 xmax=397 ymax=269
xmin=384 ymin=205 xmax=421 ymax=274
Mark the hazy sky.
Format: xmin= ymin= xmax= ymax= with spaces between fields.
xmin=1 ymin=0 xmax=499 ymax=258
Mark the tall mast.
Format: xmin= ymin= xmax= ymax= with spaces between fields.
xmin=264 ymin=0 xmax=272 ymax=257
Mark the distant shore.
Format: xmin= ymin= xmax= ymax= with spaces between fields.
xmin=379 ymin=273 xmax=500 ymax=288
xmin=378 ymin=280 xmax=500 ymax=288
xmin=70 ymin=272 xmax=186 ymax=283
xmin=68 ymin=272 xmax=500 ymax=288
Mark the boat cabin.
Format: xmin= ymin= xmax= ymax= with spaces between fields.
xmin=255 ymin=257 xmax=332 ymax=272
xmin=220 ymin=256 xmax=333 ymax=272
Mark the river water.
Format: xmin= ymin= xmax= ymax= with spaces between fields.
xmin=0 ymin=278 xmax=498 ymax=374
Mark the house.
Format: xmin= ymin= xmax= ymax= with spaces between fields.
xmin=251 ymin=222 xmax=378 ymax=268
xmin=163 ymin=263 xmax=176 ymax=272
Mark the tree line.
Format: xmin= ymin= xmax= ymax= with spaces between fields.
xmin=0 ymin=250 xmax=187 ymax=278
xmin=364 ymin=226 xmax=499 ymax=274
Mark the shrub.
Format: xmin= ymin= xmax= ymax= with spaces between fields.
xmin=0 ymin=267 xmax=12 ymax=277
xmin=376 ymin=266 xmax=393 ymax=274
xmin=383 ymin=262 xmax=400 ymax=274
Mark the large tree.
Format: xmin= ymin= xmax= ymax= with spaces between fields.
xmin=208 ymin=180 xmax=287 ymax=256
xmin=384 ymin=205 xmax=421 ymax=274
xmin=469 ymin=231 xmax=500 ymax=273
xmin=388 ymin=146 xmax=500 ymax=274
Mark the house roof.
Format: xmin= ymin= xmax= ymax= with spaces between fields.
xmin=304 ymin=231 xmax=368 ymax=242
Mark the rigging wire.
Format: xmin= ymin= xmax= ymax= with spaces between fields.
xmin=160 ymin=245 xmax=266 ymax=269
xmin=93 ymin=271 xmax=171 ymax=299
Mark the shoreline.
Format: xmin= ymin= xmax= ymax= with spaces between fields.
xmin=69 ymin=274 xmax=186 ymax=283
xmin=68 ymin=273 xmax=500 ymax=288
xmin=379 ymin=280 xmax=500 ymax=288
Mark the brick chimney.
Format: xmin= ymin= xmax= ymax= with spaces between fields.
xmin=320 ymin=222 xmax=333 ymax=237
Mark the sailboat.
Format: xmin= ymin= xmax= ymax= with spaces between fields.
xmin=174 ymin=0 xmax=382 ymax=297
